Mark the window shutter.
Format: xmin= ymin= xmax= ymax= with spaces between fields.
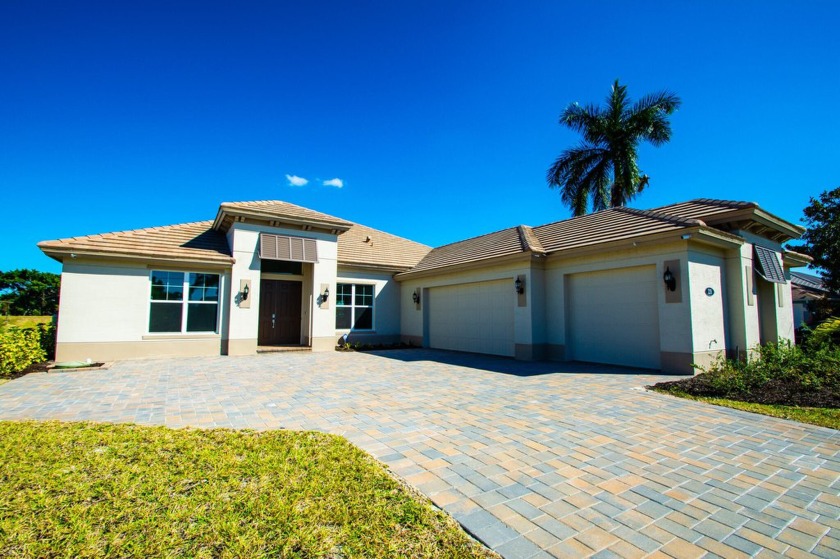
xmin=259 ymin=234 xmax=318 ymax=263
xmin=753 ymin=245 xmax=785 ymax=284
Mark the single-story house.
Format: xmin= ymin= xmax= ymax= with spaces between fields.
xmin=790 ymin=271 xmax=837 ymax=330
xmin=39 ymin=198 xmax=809 ymax=374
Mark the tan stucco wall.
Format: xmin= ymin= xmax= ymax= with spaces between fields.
xmin=398 ymin=259 xmax=533 ymax=354
xmin=55 ymin=259 xmax=231 ymax=363
xmin=686 ymin=249 xmax=727 ymax=363
xmin=226 ymin=223 xmax=338 ymax=352
xmin=336 ymin=268 xmax=401 ymax=345
xmin=543 ymin=241 xmax=693 ymax=363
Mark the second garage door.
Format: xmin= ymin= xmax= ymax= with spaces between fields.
xmin=428 ymin=280 xmax=515 ymax=357
xmin=567 ymin=265 xmax=661 ymax=370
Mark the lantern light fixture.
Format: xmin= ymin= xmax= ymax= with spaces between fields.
xmin=663 ymin=267 xmax=676 ymax=292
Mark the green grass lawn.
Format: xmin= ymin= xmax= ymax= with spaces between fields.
xmin=650 ymin=388 xmax=839 ymax=430
xmin=0 ymin=421 xmax=496 ymax=558
xmin=0 ymin=315 xmax=52 ymax=329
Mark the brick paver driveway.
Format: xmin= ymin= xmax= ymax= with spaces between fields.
xmin=1 ymin=349 xmax=838 ymax=558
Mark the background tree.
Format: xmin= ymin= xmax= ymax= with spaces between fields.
xmin=547 ymin=80 xmax=681 ymax=216
xmin=0 ymin=269 xmax=60 ymax=316
xmin=796 ymin=187 xmax=840 ymax=293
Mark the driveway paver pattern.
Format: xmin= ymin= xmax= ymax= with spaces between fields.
xmin=0 ymin=349 xmax=838 ymax=558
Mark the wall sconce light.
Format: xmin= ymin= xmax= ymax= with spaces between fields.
xmin=242 ymin=283 xmax=250 ymax=300
xmin=663 ymin=267 xmax=676 ymax=292
xmin=412 ymin=291 xmax=420 ymax=305
xmin=322 ymin=287 xmax=330 ymax=302
xmin=515 ymin=277 xmax=524 ymax=294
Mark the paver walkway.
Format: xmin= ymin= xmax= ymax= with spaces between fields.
xmin=0 ymin=349 xmax=838 ymax=558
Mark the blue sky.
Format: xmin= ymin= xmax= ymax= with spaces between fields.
xmin=2 ymin=1 xmax=838 ymax=273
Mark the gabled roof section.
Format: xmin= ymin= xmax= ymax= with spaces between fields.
xmin=650 ymin=198 xmax=756 ymax=220
xmin=38 ymin=221 xmax=233 ymax=266
xmin=533 ymin=207 xmax=704 ymax=253
xmin=213 ymin=200 xmax=353 ymax=234
xmin=398 ymin=204 xmax=732 ymax=278
xmin=338 ymin=222 xmax=431 ymax=271
xmin=652 ymin=198 xmax=804 ymax=243
xmin=405 ymin=226 xmax=528 ymax=275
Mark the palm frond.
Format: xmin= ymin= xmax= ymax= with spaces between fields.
xmin=559 ymin=103 xmax=606 ymax=144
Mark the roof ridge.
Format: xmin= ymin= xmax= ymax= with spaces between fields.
xmin=517 ymin=225 xmax=546 ymax=254
xmin=614 ymin=206 xmax=706 ymax=227
xmin=38 ymin=220 xmax=215 ymax=245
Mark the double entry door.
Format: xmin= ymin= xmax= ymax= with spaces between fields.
xmin=258 ymin=279 xmax=302 ymax=345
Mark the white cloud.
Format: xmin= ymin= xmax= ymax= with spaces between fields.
xmin=323 ymin=178 xmax=344 ymax=188
xmin=285 ymin=174 xmax=309 ymax=187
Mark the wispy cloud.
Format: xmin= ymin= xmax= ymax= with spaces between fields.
xmin=323 ymin=178 xmax=344 ymax=188
xmin=285 ymin=174 xmax=309 ymax=187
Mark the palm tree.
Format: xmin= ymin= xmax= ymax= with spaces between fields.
xmin=547 ymin=80 xmax=681 ymax=216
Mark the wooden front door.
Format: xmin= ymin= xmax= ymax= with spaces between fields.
xmin=258 ymin=279 xmax=302 ymax=345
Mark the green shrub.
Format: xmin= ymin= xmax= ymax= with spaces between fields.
xmin=805 ymin=316 xmax=840 ymax=348
xmin=697 ymin=340 xmax=839 ymax=397
xmin=0 ymin=326 xmax=47 ymax=376
xmin=37 ymin=322 xmax=56 ymax=361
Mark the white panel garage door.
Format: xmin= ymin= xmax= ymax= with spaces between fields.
xmin=567 ymin=266 xmax=661 ymax=369
xmin=428 ymin=280 xmax=514 ymax=357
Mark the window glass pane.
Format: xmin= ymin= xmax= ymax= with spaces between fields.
xmin=336 ymin=307 xmax=352 ymax=329
xmin=149 ymin=302 xmax=183 ymax=332
xmin=151 ymin=271 xmax=184 ymax=301
xmin=188 ymin=273 xmax=219 ymax=302
xmin=355 ymin=284 xmax=373 ymax=306
xmin=187 ymin=303 xmax=218 ymax=332
xmin=354 ymin=307 xmax=373 ymax=330
xmin=336 ymin=284 xmax=352 ymax=306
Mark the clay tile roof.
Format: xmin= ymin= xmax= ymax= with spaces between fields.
xmin=649 ymin=198 xmax=757 ymax=221
xmin=406 ymin=226 xmax=527 ymax=274
xmin=338 ymin=222 xmax=431 ymax=271
xmin=401 ymin=206 xmax=707 ymax=276
xmin=38 ymin=221 xmax=233 ymax=265
xmin=531 ymin=206 xmax=697 ymax=253
xmin=215 ymin=200 xmax=353 ymax=232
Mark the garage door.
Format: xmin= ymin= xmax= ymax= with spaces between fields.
xmin=428 ymin=280 xmax=515 ymax=357
xmin=567 ymin=266 xmax=660 ymax=369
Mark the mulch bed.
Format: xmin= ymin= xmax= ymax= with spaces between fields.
xmin=651 ymin=375 xmax=839 ymax=408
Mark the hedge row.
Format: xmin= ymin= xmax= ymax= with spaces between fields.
xmin=0 ymin=323 xmax=55 ymax=377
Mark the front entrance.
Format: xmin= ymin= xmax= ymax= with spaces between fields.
xmin=258 ymin=279 xmax=302 ymax=345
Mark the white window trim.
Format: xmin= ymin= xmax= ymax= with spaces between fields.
xmin=336 ymin=282 xmax=375 ymax=332
xmin=147 ymin=271 xmax=223 ymax=335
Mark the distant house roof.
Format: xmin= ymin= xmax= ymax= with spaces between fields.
xmin=791 ymin=271 xmax=830 ymax=293
xmin=39 ymin=201 xmax=430 ymax=271
xmin=399 ymin=199 xmax=805 ymax=278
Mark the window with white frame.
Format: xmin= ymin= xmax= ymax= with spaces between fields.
xmin=149 ymin=271 xmax=220 ymax=333
xmin=335 ymin=283 xmax=374 ymax=330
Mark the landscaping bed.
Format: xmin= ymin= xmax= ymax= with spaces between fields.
xmin=650 ymin=339 xmax=839 ymax=429
xmin=0 ymin=421 xmax=496 ymax=558
xmin=651 ymin=373 xmax=838 ymax=408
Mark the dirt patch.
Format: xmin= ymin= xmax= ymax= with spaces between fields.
xmin=650 ymin=375 xmax=839 ymax=408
